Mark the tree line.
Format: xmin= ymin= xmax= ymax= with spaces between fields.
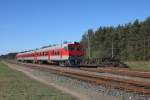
xmin=0 ymin=53 xmax=17 ymax=60
xmin=80 ymin=17 xmax=150 ymax=61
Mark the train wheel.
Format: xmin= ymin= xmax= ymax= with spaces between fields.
xmin=59 ymin=61 xmax=65 ymax=66
xmin=38 ymin=61 xmax=42 ymax=64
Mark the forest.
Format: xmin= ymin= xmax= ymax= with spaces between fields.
xmin=80 ymin=17 xmax=150 ymax=61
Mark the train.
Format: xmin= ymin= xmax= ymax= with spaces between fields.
xmin=16 ymin=42 xmax=85 ymax=66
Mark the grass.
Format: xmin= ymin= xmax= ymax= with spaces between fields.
xmin=125 ymin=61 xmax=150 ymax=71
xmin=0 ymin=61 xmax=77 ymax=100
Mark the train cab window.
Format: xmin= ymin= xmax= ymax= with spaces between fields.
xmin=76 ymin=46 xmax=81 ymax=51
xmin=68 ymin=45 xmax=82 ymax=51
xmin=68 ymin=46 xmax=75 ymax=51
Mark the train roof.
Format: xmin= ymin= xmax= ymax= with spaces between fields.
xmin=17 ymin=42 xmax=80 ymax=55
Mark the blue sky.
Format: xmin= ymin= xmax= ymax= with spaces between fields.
xmin=0 ymin=0 xmax=150 ymax=55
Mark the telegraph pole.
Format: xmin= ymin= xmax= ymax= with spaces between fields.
xmin=111 ymin=39 xmax=114 ymax=58
xmin=88 ymin=32 xmax=91 ymax=59
xmin=143 ymin=38 xmax=146 ymax=61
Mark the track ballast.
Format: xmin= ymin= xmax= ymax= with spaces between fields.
xmin=8 ymin=61 xmax=150 ymax=95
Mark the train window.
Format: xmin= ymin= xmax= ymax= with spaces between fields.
xmin=43 ymin=52 xmax=45 ymax=56
xmin=53 ymin=50 xmax=55 ymax=55
xmin=64 ymin=46 xmax=68 ymax=51
xmin=55 ymin=51 xmax=57 ymax=55
xmin=57 ymin=51 xmax=59 ymax=55
xmin=44 ymin=51 xmax=47 ymax=56
xmin=54 ymin=51 xmax=56 ymax=55
xmin=44 ymin=51 xmax=48 ymax=56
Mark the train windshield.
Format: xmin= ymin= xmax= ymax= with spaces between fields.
xmin=68 ymin=45 xmax=82 ymax=51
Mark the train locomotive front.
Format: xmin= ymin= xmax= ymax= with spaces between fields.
xmin=60 ymin=42 xmax=84 ymax=66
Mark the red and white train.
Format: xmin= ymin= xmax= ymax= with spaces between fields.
xmin=16 ymin=42 xmax=85 ymax=66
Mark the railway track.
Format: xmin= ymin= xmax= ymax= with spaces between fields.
xmin=8 ymin=61 xmax=150 ymax=95
xmin=80 ymin=67 xmax=150 ymax=78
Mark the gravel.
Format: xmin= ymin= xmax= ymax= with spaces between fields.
xmin=29 ymin=67 xmax=150 ymax=100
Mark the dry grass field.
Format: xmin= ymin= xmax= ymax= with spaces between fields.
xmin=126 ymin=61 xmax=150 ymax=71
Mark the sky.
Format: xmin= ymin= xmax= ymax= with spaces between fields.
xmin=0 ymin=0 xmax=150 ymax=55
